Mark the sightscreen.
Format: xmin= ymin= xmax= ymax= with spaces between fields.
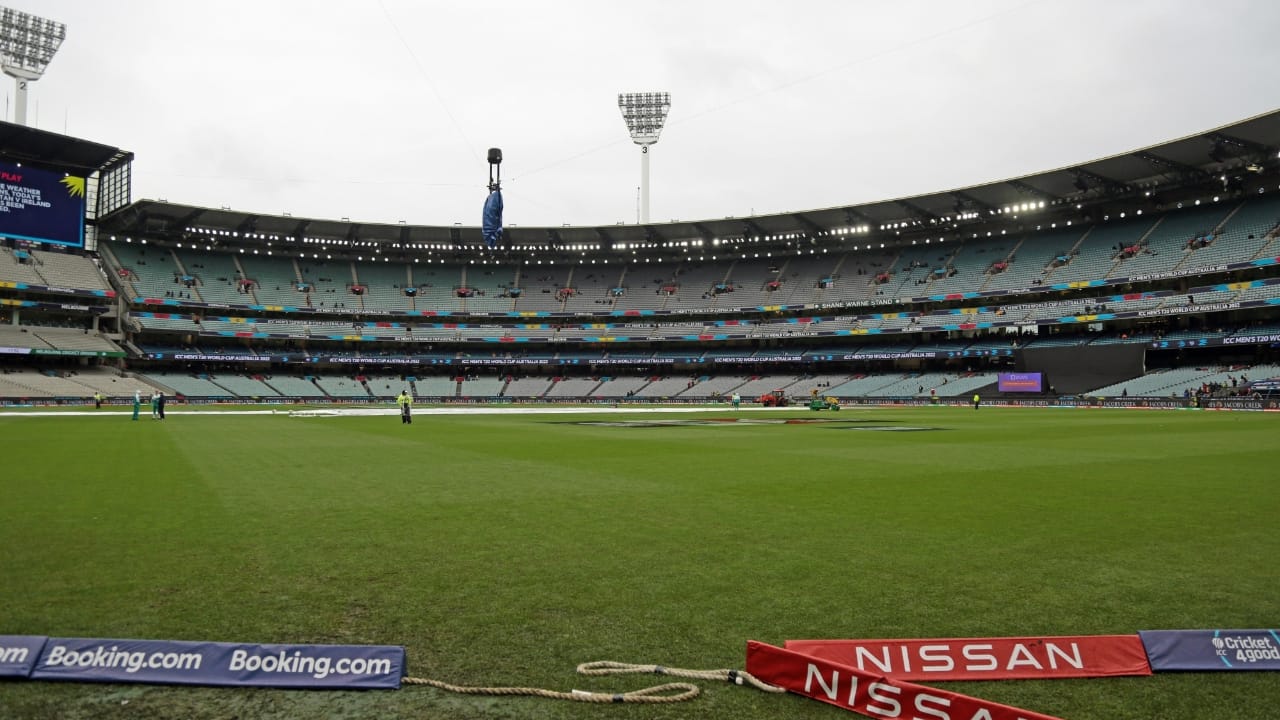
xmin=998 ymin=372 xmax=1044 ymax=393
xmin=1017 ymin=343 xmax=1146 ymax=395
xmin=0 ymin=160 xmax=86 ymax=248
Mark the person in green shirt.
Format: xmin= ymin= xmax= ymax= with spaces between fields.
xmin=972 ymin=393 xmax=981 ymax=410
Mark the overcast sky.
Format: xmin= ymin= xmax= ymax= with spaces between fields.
xmin=9 ymin=0 xmax=1280 ymax=228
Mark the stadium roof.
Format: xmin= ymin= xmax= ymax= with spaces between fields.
xmin=0 ymin=120 xmax=132 ymax=173
xmin=100 ymin=108 xmax=1280 ymax=250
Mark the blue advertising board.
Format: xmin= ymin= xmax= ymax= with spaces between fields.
xmin=0 ymin=160 xmax=86 ymax=247
xmin=1139 ymin=629 xmax=1280 ymax=671
xmin=0 ymin=635 xmax=47 ymax=677
xmin=30 ymin=637 xmax=405 ymax=689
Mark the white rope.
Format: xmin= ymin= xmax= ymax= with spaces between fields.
xmin=577 ymin=661 xmax=786 ymax=694
xmin=401 ymin=660 xmax=785 ymax=704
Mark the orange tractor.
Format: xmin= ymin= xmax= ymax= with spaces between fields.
xmin=759 ymin=389 xmax=789 ymax=407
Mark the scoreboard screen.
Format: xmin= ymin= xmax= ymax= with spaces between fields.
xmin=0 ymin=159 xmax=86 ymax=248
xmin=998 ymin=372 xmax=1044 ymax=393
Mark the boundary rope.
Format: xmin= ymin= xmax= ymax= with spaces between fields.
xmin=401 ymin=660 xmax=784 ymax=704
xmin=578 ymin=661 xmax=786 ymax=693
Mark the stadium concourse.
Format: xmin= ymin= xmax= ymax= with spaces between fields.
xmin=2 ymin=114 xmax=1280 ymax=408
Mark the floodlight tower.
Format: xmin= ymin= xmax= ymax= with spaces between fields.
xmin=0 ymin=6 xmax=65 ymax=126
xmin=618 ymin=91 xmax=671 ymax=224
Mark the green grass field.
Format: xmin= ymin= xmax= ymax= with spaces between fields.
xmin=1 ymin=405 xmax=1278 ymax=719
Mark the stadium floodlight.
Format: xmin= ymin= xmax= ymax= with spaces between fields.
xmin=618 ymin=91 xmax=671 ymax=224
xmin=0 ymin=6 xmax=65 ymax=126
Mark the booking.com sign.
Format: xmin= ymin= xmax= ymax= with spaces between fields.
xmin=1 ymin=636 xmax=404 ymax=689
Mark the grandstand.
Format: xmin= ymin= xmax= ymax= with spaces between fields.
xmin=313 ymin=375 xmax=371 ymax=398
xmin=544 ymin=376 xmax=602 ymax=398
xmin=922 ymin=235 xmax=1013 ymax=296
xmin=140 ymin=372 xmax=234 ymax=398
xmin=0 ymin=370 xmax=99 ymax=398
xmin=101 ymin=242 xmax=186 ymax=300
xmin=1 ymin=106 xmax=1278 ymax=412
xmin=0 ymin=322 xmax=123 ymax=353
xmin=0 ymin=324 xmax=54 ymax=351
xmin=677 ymin=374 xmax=744 ymax=399
xmin=503 ymin=376 xmax=554 ymax=398
xmin=262 ymin=375 xmax=327 ymax=397
xmin=28 ymin=326 xmax=122 ymax=354
xmin=828 ymin=374 xmax=903 ymax=397
xmin=364 ymin=375 xmax=411 ymax=398
xmin=592 ymin=375 xmax=651 ymax=398
xmin=206 ymin=374 xmax=280 ymax=398
xmin=0 ymin=246 xmax=45 ymax=286
xmin=414 ymin=376 xmax=459 ymax=398
xmin=1110 ymin=204 xmax=1231 ymax=278
xmin=89 ymin=196 xmax=1280 ymax=324
xmin=1091 ymin=363 xmax=1280 ymax=398
xmin=237 ymin=254 xmax=307 ymax=307
xmin=633 ymin=376 xmax=695 ymax=399
xmin=0 ymin=368 xmax=164 ymax=398
xmin=352 ymin=260 xmax=413 ymax=313
xmin=410 ymin=264 xmax=465 ymax=313
xmin=1185 ymin=195 xmax=1280 ymax=268
xmin=731 ymin=374 xmax=808 ymax=399
xmin=459 ymin=376 xmax=505 ymax=398
xmin=463 ymin=265 xmax=520 ymax=314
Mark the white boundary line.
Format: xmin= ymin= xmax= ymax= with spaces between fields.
xmin=0 ymin=405 xmax=818 ymax=418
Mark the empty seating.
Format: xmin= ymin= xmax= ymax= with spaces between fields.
xmin=459 ymin=376 xmax=505 ymax=397
xmin=1047 ymin=219 xmax=1152 ymax=285
xmin=1112 ymin=204 xmax=1230 ymax=278
xmin=353 ymin=260 xmax=413 ymax=313
xmin=27 ymin=327 xmax=122 ymax=353
xmin=313 ymin=376 xmax=371 ymax=398
xmin=208 ymin=375 xmax=279 ymax=397
xmin=8 ymin=249 xmax=111 ymax=292
xmin=173 ymin=248 xmax=249 ymax=305
xmin=105 ymin=242 xmax=186 ymax=300
xmin=633 ymin=376 xmax=692 ymax=399
xmin=237 ymin=255 xmax=306 ymax=307
xmin=593 ymin=376 xmax=651 ymax=398
xmin=141 ymin=373 xmax=235 ymax=397
xmin=544 ymin=377 xmax=602 ymax=398
xmin=414 ymin=376 xmax=458 ymax=397
xmin=263 ymin=375 xmax=326 ymax=397
xmin=1184 ymin=196 xmax=1280 ymax=268
xmin=0 ymin=246 xmax=46 ymax=286
xmin=503 ymin=376 xmax=553 ymax=398
xmin=680 ymin=375 xmax=748 ymax=399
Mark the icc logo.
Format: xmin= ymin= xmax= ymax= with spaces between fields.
xmin=1212 ymin=637 xmax=1226 ymax=655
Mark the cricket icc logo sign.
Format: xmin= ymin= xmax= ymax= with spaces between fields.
xmin=1140 ymin=629 xmax=1280 ymax=671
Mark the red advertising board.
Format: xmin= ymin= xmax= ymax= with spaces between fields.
xmin=784 ymin=635 xmax=1151 ymax=681
xmin=748 ymin=641 xmax=1063 ymax=720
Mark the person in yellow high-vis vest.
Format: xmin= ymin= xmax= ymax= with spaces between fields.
xmin=397 ymin=390 xmax=413 ymax=424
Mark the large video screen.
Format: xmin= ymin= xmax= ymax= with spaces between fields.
xmin=0 ymin=159 xmax=86 ymax=247
xmin=998 ymin=372 xmax=1044 ymax=393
